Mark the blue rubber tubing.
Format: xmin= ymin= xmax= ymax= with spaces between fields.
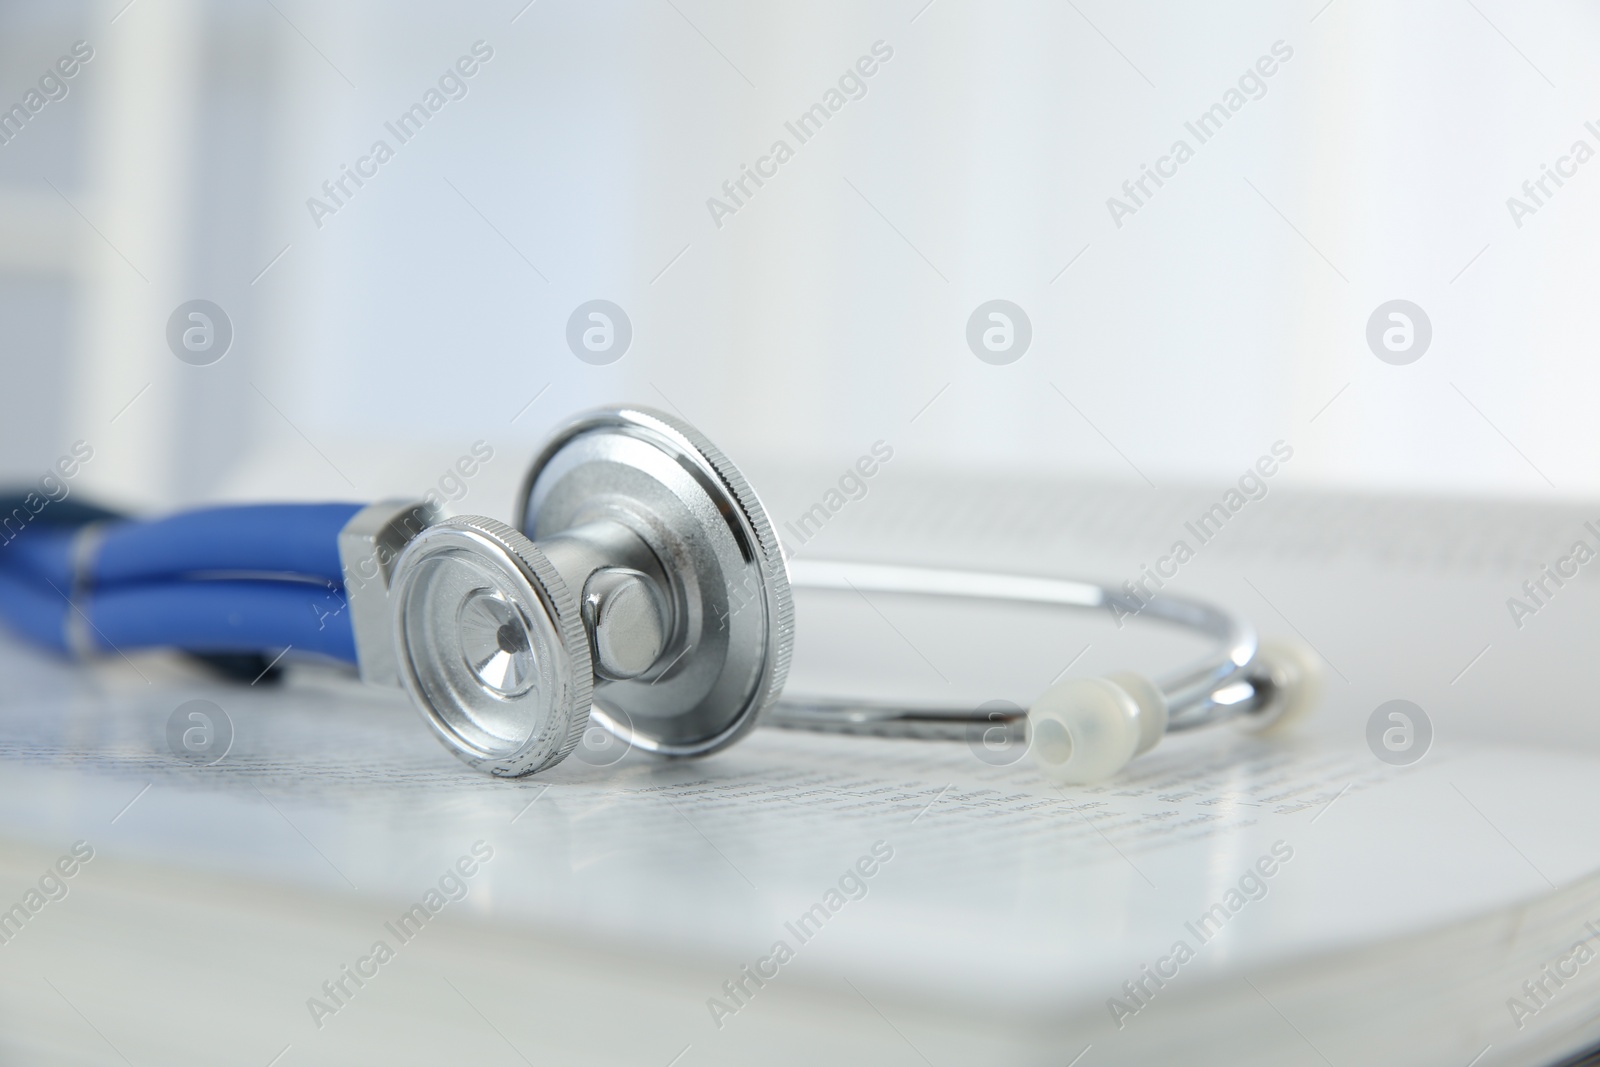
xmin=0 ymin=503 xmax=363 ymax=590
xmin=0 ymin=567 xmax=69 ymax=651
xmin=0 ymin=569 xmax=356 ymax=661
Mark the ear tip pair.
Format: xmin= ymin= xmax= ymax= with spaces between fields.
xmin=1025 ymin=636 xmax=1325 ymax=785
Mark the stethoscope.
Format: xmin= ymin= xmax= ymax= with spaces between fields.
xmin=0 ymin=406 xmax=1321 ymax=783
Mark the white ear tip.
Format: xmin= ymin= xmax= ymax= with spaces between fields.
xmin=1239 ymin=636 xmax=1324 ymax=735
xmin=1104 ymin=671 xmax=1168 ymax=756
xmin=1027 ymin=677 xmax=1141 ymax=785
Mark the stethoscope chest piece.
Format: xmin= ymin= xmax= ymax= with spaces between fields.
xmin=381 ymin=408 xmax=792 ymax=775
xmin=374 ymin=406 xmax=791 ymax=776
xmin=514 ymin=407 xmax=793 ymax=761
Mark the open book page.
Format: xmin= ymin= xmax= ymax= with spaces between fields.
xmin=1 ymin=636 xmax=1598 ymax=1046
xmin=1 ymin=481 xmax=1598 ymax=1064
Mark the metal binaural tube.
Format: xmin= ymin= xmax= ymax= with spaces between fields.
xmin=774 ymin=559 xmax=1265 ymax=736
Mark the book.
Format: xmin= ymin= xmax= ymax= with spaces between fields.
xmin=0 ymin=478 xmax=1597 ymax=1066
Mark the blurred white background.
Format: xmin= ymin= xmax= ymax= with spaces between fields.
xmin=2 ymin=0 xmax=1598 ymax=517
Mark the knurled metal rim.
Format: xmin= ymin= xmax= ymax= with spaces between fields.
xmin=390 ymin=515 xmax=594 ymax=777
xmin=515 ymin=405 xmax=794 ymax=758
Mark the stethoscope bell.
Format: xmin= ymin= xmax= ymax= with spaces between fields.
xmin=368 ymin=406 xmax=793 ymax=777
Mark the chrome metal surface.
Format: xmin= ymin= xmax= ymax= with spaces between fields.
xmin=338 ymin=499 xmax=444 ymax=687
xmin=516 ymin=406 xmax=793 ymax=758
xmin=582 ymin=567 xmax=668 ymax=680
xmin=766 ymin=697 xmax=1027 ymax=741
xmin=389 ymin=516 xmax=592 ymax=777
xmin=768 ymin=559 xmax=1267 ymax=736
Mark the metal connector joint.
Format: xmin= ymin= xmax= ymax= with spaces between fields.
xmin=338 ymin=499 xmax=443 ymax=686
